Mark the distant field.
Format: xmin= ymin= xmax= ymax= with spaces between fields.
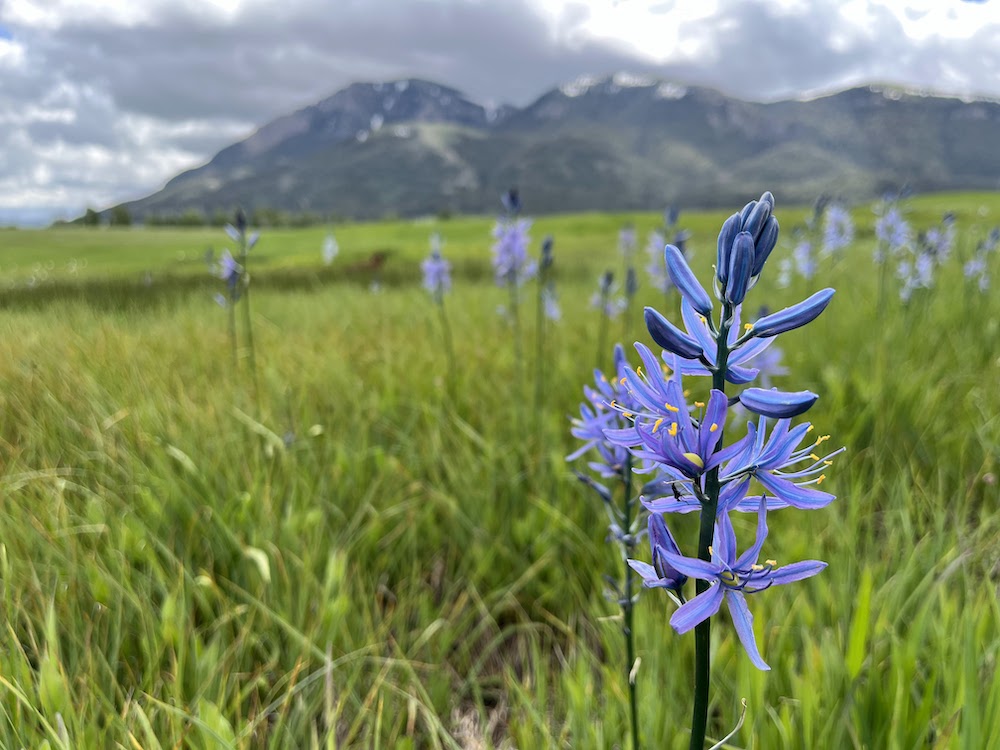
xmin=0 ymin=191 xmax=998 ymax=748
xmin=1 ymin=191 xmax=997 ymax=283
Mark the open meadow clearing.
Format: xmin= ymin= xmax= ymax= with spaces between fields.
xmin=1 ymin=192 xmax=1000 ymax=748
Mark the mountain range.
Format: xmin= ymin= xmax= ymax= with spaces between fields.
xmin=113 ymin=73 xmax=1000 ymax=221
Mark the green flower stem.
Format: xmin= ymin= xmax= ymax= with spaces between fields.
xmin=436 ymin=297 xmax=456 ymax=398
xmin=533 ymin=275 xmax=547 ymax=435
xmin=508 ymin=278 xmax=525 ymax=439
xmin=596 ymin=292 xmax=610 ymax=371
xmin=227 ymin=289 xmax=238 ymax=371
xmin=239 ymin=245 xmax=261 ymax=414
xmin=621 ymin=453 xmax=640 ymax=750
xmin=689 ymin=301 xmax=732 ymax=750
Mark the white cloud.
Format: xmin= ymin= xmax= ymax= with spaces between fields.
xmin=1 ymin=0 xmax=1000 ymax=224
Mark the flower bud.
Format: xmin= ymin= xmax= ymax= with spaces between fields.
xmin=645 ymin=306 xmax=704 ymax=360
xmin=665 ymin=244 xmax=712 ymax=315
xmin=739 ymin=387 xmax=818 ymax=418
xmin=726 ymin=231 xmax=755 ymax=305
xmin=751 ymin=216 xmax=779 ymax=277
xmin=716 ymin=213 xmax=742 ymax=289
xmin=751 ymin=288 xmax=835 ymax=338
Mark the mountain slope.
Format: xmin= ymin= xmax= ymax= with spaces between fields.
xmin=114 ymin=75 xmax=1000 ymax=221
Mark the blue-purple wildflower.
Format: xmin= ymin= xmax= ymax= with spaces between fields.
xmin=492 ymin=218 xmax=537 ymax=287
xmin=323 ymin=233 xmax=339 ymax=265
xmin=821 ymin=204 xmax=854 ymax=255
xmin=421 ymin=234 xmax=451 ymax=301
xmin=597 ymin=191 xmax=842 ymax=680
xmin=659 ymin=500 xmax=827 ymax=670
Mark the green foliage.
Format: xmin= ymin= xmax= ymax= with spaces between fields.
xmin=0 ymin=196 xmax=998 ymax=747
xmin=110 ymin=205 xmax=132 ymax=227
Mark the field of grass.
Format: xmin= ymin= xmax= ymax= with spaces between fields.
xmin=1 ymin=192 xmax=999 ymax=748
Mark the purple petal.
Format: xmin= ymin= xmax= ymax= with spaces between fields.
xmin=649 ymin=512 xmax=681 ymax=555
xmin=725 ymin=364 xmax=760 ymax=385
xmin=661 ymin=551 xmax=721 ymax=580
xmin=729 ymin=334 xmax=776 ymax=366
xmin=734 ymin=498 xmax=769 ymax=569
xmin=627 ymin=559 xmax=658 ymax=584
xmin=717 ymin=476 xmax=751 ymax=514
xmin=716 ymin=513 xmax=737 ymax=564
xmin=768 ymin=560 xmax=828 ymax=586
xmin=604 ymin=427 xmax=641 ymax=447
xmin=641 ymin=495 xmax=702 ymax=514
xmin=671 ymin=585 xmax=724 ymax=634
xmin=756 ymin=472 xmax=835 ymax=509
xmin=726 ymin=591 xmax=770 ymax=670
xmin=681 ymin=299 xmax=717 ymax=362
xmin=698 ymin=389 xmax=728 ymax=458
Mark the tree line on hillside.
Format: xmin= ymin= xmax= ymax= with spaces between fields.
xmin=63 ymin=206 xmax=378 ymax=229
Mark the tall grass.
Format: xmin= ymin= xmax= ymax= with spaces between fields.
xmin=0 ymin=195 xmax=997 ymax=747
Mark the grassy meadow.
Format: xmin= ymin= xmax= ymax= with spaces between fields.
xmin=1 ymin=192 xmax=999 ymax=748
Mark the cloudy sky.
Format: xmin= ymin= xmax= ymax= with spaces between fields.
xmin=1 ymin=0 xmax=998 ymax=225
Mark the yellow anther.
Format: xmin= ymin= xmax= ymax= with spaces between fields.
xmin=807 ymin=425 xmax=815 ymax=433
xmin=636 ymin=365 xmax=643 ymax=377
xmin=710 ymin=423 xmax=719 ymax=432
xmin=653 ymin=418 xmax=664 ymax=433
xmin=694 ymin=400 xmax=705 ymax=408
xmin=620 ymin=377 xmax=628 ymax=386
xmin=683 ymin=389 xmax=691 ymax=397
xmin=708 ymin=546 xmax=714 ymax=555
xmin=744 ymin=323 xmax=753 ymax=331
xmin=751 ymin=564 xmax=764 ymax=571
xmin=816 ymin=474 xmax=827 ymax=484
xmin=765 ymin=559 xmax=777 ymax=567
xmin=817 ymin=434 xmax=831 ymax=443
xmin=809 ymin=453 xmax=820 ymax=461
xmin=610 ymin=400 xmax=618 ymax=409
xmin=664 ymin=402 xmax=679 ymax=413
xmin=623 ymin=412 xmax=633 ymax=418
xmin=699 ymin=315 xmax=707 ymax=324
xmin=682 ymin=452 xmax=704 ymax=468
xmin=824 ymin=460 xmax=833 ymax=466
xmin=668 ymin=423 xmax=678 ymax=437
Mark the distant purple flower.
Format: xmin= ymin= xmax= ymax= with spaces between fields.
xmin=793 ymin=241 xmax=816 ymax=279
xmin=569 ymin=345 xmax=643 ymax=480
xmin=646 ymin=230 xmax=673 ymax=293
xmin=749 ymin=344 xmax=787 ymax=388
xmin=421 ymin=238 xmax=451 ymax=300
xmin=661 ymin=500 xmax=827 ymax=670
xmin=492 ymin=218 xmax=537 ymax=286
xmin=542 ymin=287 xmax=561 ymax=321
xmin=322 ymin=233 xmax=339 ymax=265
xmin=620 ymin=224 xmax=638 ymax=258
xmin=216 ymin=249 xmax=242 ymax=296
xmin=965 ymin=255 xmax=990 ymax=292
xmin=874 ymin=205 xmax=911 ymax=262
xmin=821 ymin=204 xmax=854 ymax=255
xmin=501 ymin=188 xmax=520 ymax=215
xmin=591 ymin=271 xmax=625 ymax=318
